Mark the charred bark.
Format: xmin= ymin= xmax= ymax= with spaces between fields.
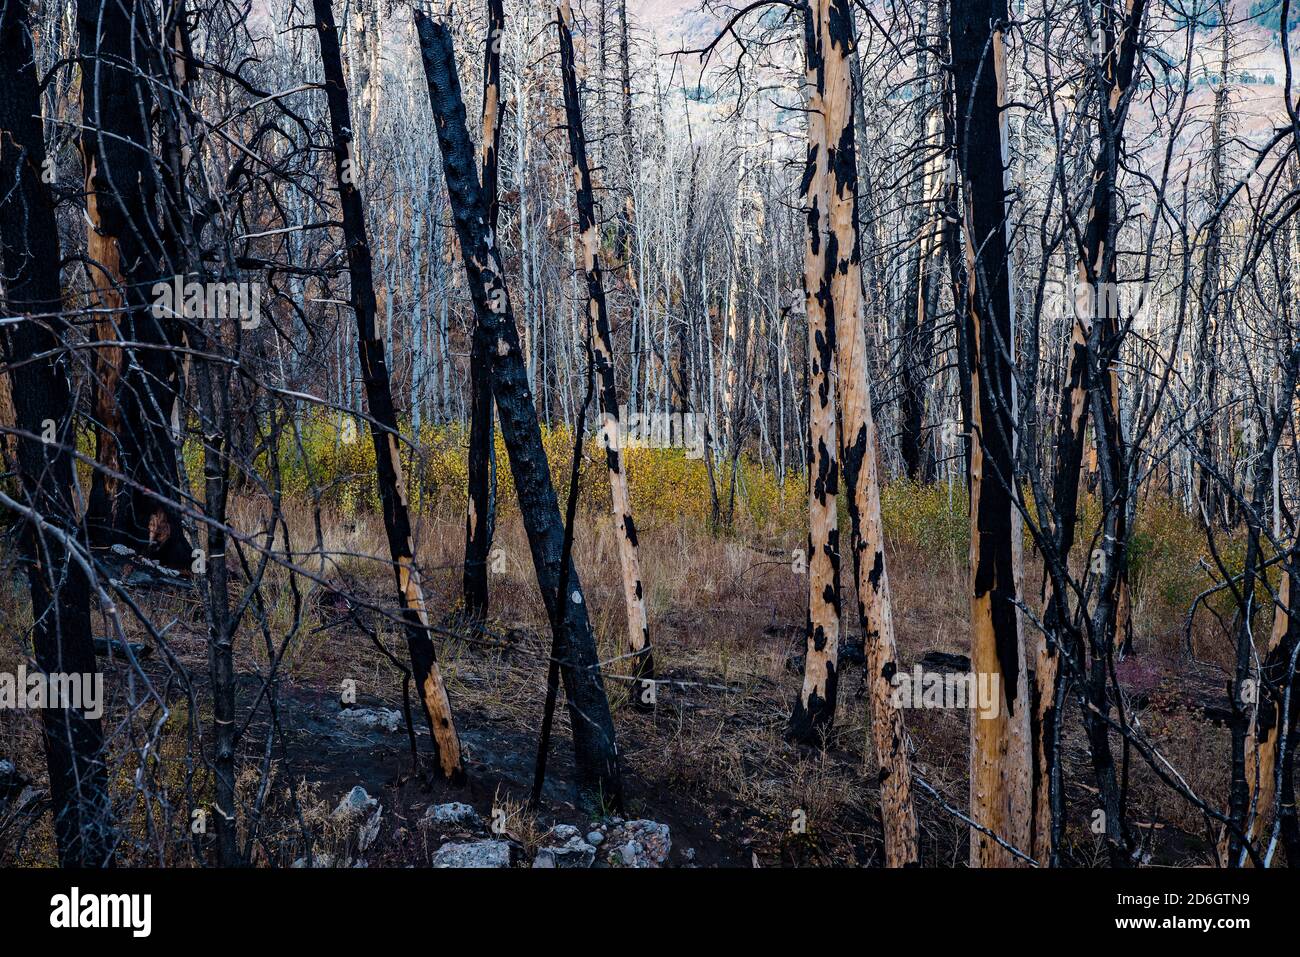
xmin=950 ymin=0 xmax=1033 ymax=867
xmin=818 ymin=0 xmax=919 ymax=865
xmin=463 ymin=0 xmax=503 ymax=620
xmin=0 ymin=0 xmax=114 ymax=865
xmin=312 ymin=0 xmax=464 ymax=782
xmin=416 ymin=11 xmax=623 ymax=809
xmin=557 ymin=0 xmax=654 ymax=702
xmin=78 ymin=0 xmax=191 ymax=569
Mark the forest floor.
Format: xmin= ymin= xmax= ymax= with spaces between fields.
xmin=0 ymin=491 xmax=1244 ymax=867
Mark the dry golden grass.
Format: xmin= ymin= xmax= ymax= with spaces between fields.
xmin=0 ymin=471 xmax=1278 ymax=866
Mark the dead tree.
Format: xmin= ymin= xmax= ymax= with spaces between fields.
xmin=0 ymin=0 xmax=113 ymax=865
xmin=817 ymin=0 xmax=919 ymax=865
xmin=312 ymin=0 xmax=464 ymax=781
xmin=950 ymin=0 xmax=1032 ymax=867
xmin=463 ymin=0 xmax=504 ymax=619
xmin=1033 ymin=0 xmax=1147 ymax=866
xmin=77 ymin=0 xmax=192 ymax=569
xmin=789 ymin=0 xmax=842 ymax=745
xmin=415 ymin=10 xmax=623 ymax=808
xmin=556 ymin=0 xmax=653 ymax=702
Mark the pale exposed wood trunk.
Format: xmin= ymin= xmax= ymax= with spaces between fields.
xmin=556 ymin=0 xmax=653 ymax=698
xmin=816 ymin=0 xmax=919 ymax=866
xmin=789 ymin=0 xmax=841 ymax=745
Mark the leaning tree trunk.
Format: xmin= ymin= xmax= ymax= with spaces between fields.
xmin=557 ymin=0 xmax=654 ymax=702
xmin=463 ymin=0 xmax=503 ymax=620
xmin=312 ymin=0 xmax=464 ymax=781
xmin=788 ymin=1 xmax=842 ymax=746
xmin=77 ymin=0 xmax=192 ymax=570
xmin=0 ymin=0 xmax=114 ymax=865
xmin=817 ymin=0 xmax=919 ymax=865
xmin=950 ymin=0 xmax=1033 ymax=867
xmin=415 ymin=11 xmax=623 ymax=809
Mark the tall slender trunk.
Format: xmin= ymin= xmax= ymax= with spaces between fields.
xmin=312 ymin=0 xmax=464 ymax=781
xmin=789 ymin=1 xmax=842 ymax=745
xmin=464 ymin=0 xmax=504 ymax=619
xmin=898 ymin=0 xmax=935 ymax=481
xmin=1033 ymin=0 xmax=1145 ymax=865
xmin=617 ymin=0 xmax=636 ymax=286
xmin=416 ymin=11 xmax=623 ymax=808
xmin=557 ymin=0 xmax=654 ymax=699
xmin=0 ymin=0 xmax=114 ymax=865
xmin=950 ymin=0 xmax=1033 ymax=867
xmin=819 ymin=0 xmax=919 ymax=865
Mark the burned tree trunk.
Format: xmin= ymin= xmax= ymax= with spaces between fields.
xmin=415 ymin=11 xmax=623 ymax=808
xmin=817 ymin=0 xmax=919 ymax=865
xmin=1223 ymin=565 xmax=1298 ymax=866
xmin=557 ymin=0 xmax=653 ymax=703
xmin=1035 ymin=0 xmax=1146 ymax=865
xmin=616 ymin=0 xmax=636 ymax=284
xmin=0 ymin=0 xmax=113 ymax=865
xmin=788 ymin=1 xmax=842 ymax=746
xmin=77 ymin=0 xmax=191 ymax=569
xmin=898 ymin=0 xmax=936 ymax=482
xmin=463 ymin=0 xmax=503 ymax=620
xmin=950 ymin=0 xmax=1032 ymax=867
xmin=312 ymin=0 xmax=464 ymax=782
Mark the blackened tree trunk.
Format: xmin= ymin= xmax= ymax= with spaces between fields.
xmin=415 ymin=10 xmax=623 ymax=809
xmin=898 ymin=0 xmax=936 ymax=482
xmin=1034 ymin=0 xmax=1146 ymax=866
xmin=78 ymin=0 xmax=191 ymax=569
xmin=616 ymin=0 xmax=636 ymax=284
xmin=557 ymin=0 xmax=653 ymax=702
xmin=950 ymin=0 xmax=1033 ymax=867
xmin=312 ymin=0 xmax=464 ymax=782
xmin=0 ymin=0 xmax=114 ymax=865
xmin=463 ymin=0 xmax=503 ymax=620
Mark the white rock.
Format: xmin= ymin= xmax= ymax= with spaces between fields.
xmin=358 ymin=804 xmax=383 ymax=851
xmin=431 ymin=840 xmax=513 ymax=868
xmin=338 ymin=707 xmax=403 ymax=733
xmin=603 ymin=820 xmax=671 ymax=868
xmin=533 ymin=837 xmax=596 ymax=869
xmin=332 ymin=785 xmax=378 ymax=820
xmin=421 ymin=802 xmax=481 ymax=828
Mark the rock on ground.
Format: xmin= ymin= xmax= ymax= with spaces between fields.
xmin=421 ymin=802 xmax=481 ymax=829
xmin=603 ymin=820 xmax=671 ymax=868
xmin=337 ymin=707 xmax=403 ymax=733
xmin=332 ymin=785 xmax=378 ymax=820
xmin=532 ymin=826 xmax=597 ymax=868
xmin=431 ymin=840 xmax=514 ymax=868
